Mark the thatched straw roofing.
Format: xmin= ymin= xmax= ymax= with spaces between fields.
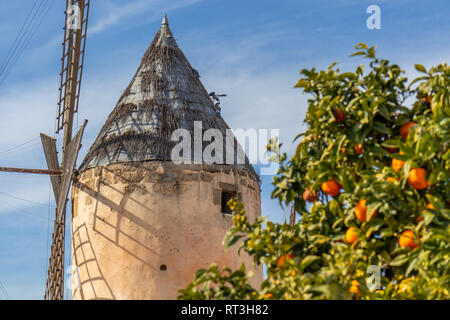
xmin=80 ymin=15 xmax=258 ymax=180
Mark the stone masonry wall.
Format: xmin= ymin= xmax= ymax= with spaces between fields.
xmin=71 ymin=162 xmax=262 ymax=300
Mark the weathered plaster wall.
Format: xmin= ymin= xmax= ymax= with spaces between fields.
xmin=71 ymin=162 xmax=262 ymax=300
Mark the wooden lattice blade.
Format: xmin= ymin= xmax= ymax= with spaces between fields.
xmin=57 ymin=0 xmax=90 ymax=134
xmin=41 ymin=134 xmax=62 ymax=201
xmin=56 ymin=120 xmax=87 ymax=224
xmin=45 ymin=207 xmax=66 ymax=300
xmin=45 ymin=120 xmax=87 ymax=300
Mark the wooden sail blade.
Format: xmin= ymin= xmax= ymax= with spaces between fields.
xmin=45 ymin=120 xmax=87 ymax=300
xmin=44 ymin=207 xmax=66 ymax=300
xmin=46 ymin=0 xmax=91 ymax=300
xmin=56 ymin=0 xmax=90 ymax=136
xmin=0 ymin=167 xmax=62 ymax=175
xmin=40 ymin=134 xmax=62 ymax=201
xmin=56 ymin=120 xmax=87 ymax=224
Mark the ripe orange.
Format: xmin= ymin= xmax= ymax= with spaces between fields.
xmin=399 ymin=230 xmax=419 ymax=249
xmin=264 ymin=293 xmax=273 ymax=299
xmin=303 ymin=188 xmax=318 ymax=202
xmin=422 ymin=95 xmax=431 ymax=104
xmin=341 ymin=147 xmax=346 ymax=153
xmin=392 ymin=151 xmax=405 ymax=172
xmin=349 ymin=280 xmax=360 ymax=299
xmin=400 ymin=121 xmax=416 ymax=139
xmin=354 ymin=144 xmax=364 ymax=155
xmin=321 ymin=179 xmax=341 ymax=197
xmin=407 ymin=168 xmax=429 ymax=190
xmin=332 ymin=108 xmax=344 ymax=123
xmin=354 ymin=199 xmax=377 ymax=222
xmin=392 ymin=159 xmax=405 ymax=173
xmin=277 ymin=253 xmax=294 ymax=267
xmin=387 ymin=177 xmax=399 ymax=183
xmin=345 ymin=227 xmax=358 ymax=244
xmin=277 ymin=256 xmax=284 ymax=267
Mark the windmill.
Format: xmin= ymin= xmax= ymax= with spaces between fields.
xmin=0 ymin=0 xmax=90 ymax=300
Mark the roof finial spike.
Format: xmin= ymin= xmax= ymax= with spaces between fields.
xmin=162 ymin=13 xmax=168 ymax=26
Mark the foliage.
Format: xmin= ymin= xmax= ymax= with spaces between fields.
xmin=178 ymin=44 xmax=450 ymax=300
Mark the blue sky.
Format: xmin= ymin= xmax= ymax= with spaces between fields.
xmin=0 ymin=0 xmax=448 ymax=300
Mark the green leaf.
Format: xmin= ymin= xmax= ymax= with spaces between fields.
xmin=408 ymin=76 xmax=429 ymax=89
xmin=300 ymin=255 xmax=320 ymax=270
xmin=328 ymin=62 xmax=338 ymax=70
xmin=367 ymin=47 xmax=376 ymax=58
xmin=294 ymin=79 xmax=308 ymax=88
xmin=367 ymin=202 xmax=382 ymax=220
xmin=378 ymin=105 xmax=391 ymax=120
xmin=381 ymin=139 xmax=400 ymax=149
xmin=277 ymin=179 xmax=289 ymax=190
xmin=406 ymin=257 xmax=419 ymax=277
xmin=355 ymin=43 xmax=369 ymax=50
xmin=373 ymin=121 xmax=391 ymax=135
xmin=390 ymin=254 xmax=409 ymax=267
xmin=329 ymin=199 xmax=341 ymax=215
xmin=225 ymin=235 xmax=243 ymax=248
xmin=332 ymin=218 xmax=344 ymax=229
xmin=414 ymin=64 xmax=427 ymax=73
xmin=350 ymin=51 xmax=365 ymax=57
xmin=402 ymin=160 xmax=412 ymax=186
xmin=339 ymin=170 xmax=355 ymax=193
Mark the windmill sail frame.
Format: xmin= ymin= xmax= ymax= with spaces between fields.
xmin=45 ymin=0 xmax=90 ymax=300
xmin=56 ymin=0 xmax=90 ymax=140
xmin=44 ymin=121 xmax=87 ymax=300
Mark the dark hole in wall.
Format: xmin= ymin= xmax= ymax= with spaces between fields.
xmin=160 ymin=264 xmax=167 ymax=271
xmin=221 ymin=191 xmax=237 ymax=215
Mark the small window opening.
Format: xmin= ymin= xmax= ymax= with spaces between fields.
xmin=160 ymin=264 xmax=167 ymax=271
xmin=221 ymin=191 xmax=237 ymax=215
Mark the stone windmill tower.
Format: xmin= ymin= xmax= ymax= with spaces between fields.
xmin=71 ymin=15 xmax=262 ymax=300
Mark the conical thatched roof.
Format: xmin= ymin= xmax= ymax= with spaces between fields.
xmin=80 ymin=15 xmax=257 ymax=179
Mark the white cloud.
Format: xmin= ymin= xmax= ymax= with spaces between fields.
xmin=89 ymin=0 xmax=203 ymax=35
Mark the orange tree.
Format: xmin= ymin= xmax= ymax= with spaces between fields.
xmin=178 ymin=44 xmax=450 ymax=300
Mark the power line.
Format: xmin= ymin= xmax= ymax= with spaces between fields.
xmin=0 ymin=0 xmax=48 ymax=80
xmin=0 ymin=191 xmax=54 ymax=208
xmin=0 ymin=0 xmax=53 ymax=86
xmin=0 ymin=0 xmax=56 ymax=89
xmin=7 ymin=0 xmax=57 ymax=75
xmin=0 ymin=141 xmax=42 ymax=161
xmin=0 ymin=0 xmax=46 ymax=84
xmin=0 ymin=1 xmax=39 ymax=78
xmin=0 ymin=137 xmax=40 ymax=156
xmin=0 ymin=198 xmax=49 ymax=222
